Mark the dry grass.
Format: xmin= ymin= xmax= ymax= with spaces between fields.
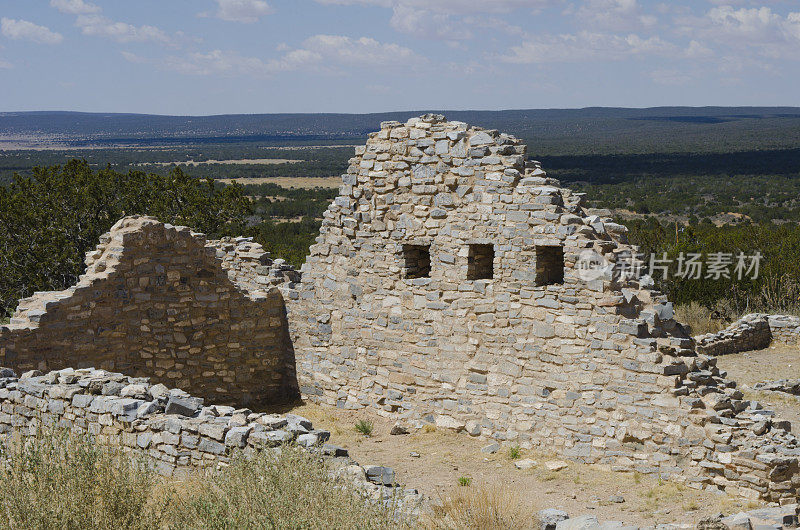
xmin=0 ymin=431 xmax=169 ymax=529
xmin=674 ymin=301 xmax=732 ymax=335
xmin=0 ymin=431 xmax=406 ymax=529
xmin=421 ymin=485 xmax=537 ymax=530
xmin=170 ymin=447 xmax=405 ymax=529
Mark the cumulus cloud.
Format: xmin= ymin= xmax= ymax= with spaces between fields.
xmin=1 ymin=18 xmax=64 ymax=45
xmin=209 ymin=0 xmax=274 ymax=23
xmin=76 ymin=14 xmax=172 ymax=45
xmin=677 ymin=6 xmax=800 ymax=60
xmin=50 ymin=0 xmax=100 ymax=15
xmin=501 ymin=31 xmax=676 ymax=63
xmin=161 ymin=34 xmax=421 ymax=77
xmin=568 ymin=0 xmax=657 ymax=31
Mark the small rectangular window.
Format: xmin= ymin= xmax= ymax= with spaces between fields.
xmin=403 ymin=244 xmax=430 ymax=279
xmin=535 ymin=245 xmax=564 ymax=286
xmin=467 ymin=244 xmax=494 ymax=280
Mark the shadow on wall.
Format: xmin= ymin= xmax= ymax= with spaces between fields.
xmin=0 ymin=216 xmax=299 ymax=409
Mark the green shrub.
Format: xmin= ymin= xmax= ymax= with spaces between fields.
xmin=507 ymin=446 xmax=521 ymax=460
xmin=457 ymin=476 xmax=472 ymax=487
xmin=355 ymin=419 xmax=374 ymax=436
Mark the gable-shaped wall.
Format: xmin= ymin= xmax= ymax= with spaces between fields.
xmin=287 ymin=114 xmax=800 ymax=502
xmin=0 ymin=216 xmax=298 ymax=407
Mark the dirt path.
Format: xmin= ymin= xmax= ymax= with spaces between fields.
xmin=716 ymin=343 xmax=800 ymax=427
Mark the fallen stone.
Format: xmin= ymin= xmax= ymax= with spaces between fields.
xmin=481 ymin=442 xmax=500 ymax=454
xmin=390 ymin=422 xmax=409 ymax=435
xmin=545 ymin=460 xmax=569 ymax=472
xmin=165 ymin=395 xmax=203 ymax=416
xmin=514 ymin=458 xmax=537 ymax=470
xmin=364 ymin=465 xmax=395 ymax=486
xmin=539 ymin=508 xmax=569 ymax=530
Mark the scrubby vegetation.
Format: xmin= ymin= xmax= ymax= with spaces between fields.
xmin=0 ymin=161 xmax=323 ymax=316
xmin=0 ymin=432 xmax=404 ymax=529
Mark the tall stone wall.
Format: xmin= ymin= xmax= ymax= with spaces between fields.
xmin=0 ymin=217 xmax=298 ymax=407
xmin=287 ymin=114 xmax=800 ymax=501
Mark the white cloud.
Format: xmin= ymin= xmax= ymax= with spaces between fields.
xmin=569 ymin=0 xmax=657 ymax=31
xmin=50 ymin=0 xmax=100 ymax=15
xmin=315 ymin=0 xmax=549 ymax=40
xmin=501 ymin=31 xmax=676 ymax=63
xmin=76 ymin=14 xmax=172 ymax=45
xmin=315 ymin=0 xmax=547 ymax=14
xmin=162 ymin=34 xmax=421 ymax=77
xmin=389 ymin=5 xmax=472 ymax=40
xmin=210 ymin=0 xmax=274 ymax=23
xmin=297 ymin=34 xmax=420 ymax=67
xmin=677 ymin=6 xmax=800 ymax=60
xmin=1 ymin=18 xmax=63 ymax=44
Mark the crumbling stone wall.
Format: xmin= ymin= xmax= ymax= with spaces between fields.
xmin=287 ymin=114 xmax=800 ymax=502
xmin=695 ymin=314 xmax=800 ymax=356
xmin=0 ymin=367 xmax=420 ymax=510
xmin=0 ymin=217 xmax=298 ymax=407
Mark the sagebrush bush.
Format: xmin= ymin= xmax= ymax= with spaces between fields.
xmin=0 ymin=431 xmax=169 ymax=530
xmin=354 ymin=419 xmax=374 ymax=436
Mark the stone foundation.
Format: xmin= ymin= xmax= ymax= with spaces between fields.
xmin=0 ymin=366 xmax=419 ymax=510
xmin=695 ymin=314 xmax=800 ymax=356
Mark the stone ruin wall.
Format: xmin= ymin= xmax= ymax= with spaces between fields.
xmin=1 ymin=115 xmax=800 ymax=503
xmin=0 ymin=366 xmax=419 ymax=510
xmin=0 ymin=216 xmax=298 ymax=408
xmin=288 ymin=114 xmax=800 ymax=502
xmin=695 ymin=314 xmax=800 ymax=356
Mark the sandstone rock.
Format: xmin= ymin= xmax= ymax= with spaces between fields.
xmin=539 ymin=508 xmax=569 ymax=530
xmin=514 ymin=458 xmax=537 ymax=470
xmin=434 ymin=415 xmax=465 ymax=432
xmin=390 ymin=422 xmax=409 ymax=435
xmin=545 ymin=460 xmax=569 ymax=472
xmin=165 ymin=395 xmax=203 ymax=417
xmin=481 ymin=442 xmax=500 ymax=454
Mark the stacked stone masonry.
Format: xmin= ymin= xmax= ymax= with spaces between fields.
xmin=1 ymin=115 xmax=800 ymax=503
xmin=0 ymin=217 xmax=299 ymax=407
xmin=287 ymin=114 xmax=800 ymax=502
xmin=0 ymin=367 xmax=419 ymax=510
xmin=695 ymin=314 xmax=800 ymax=356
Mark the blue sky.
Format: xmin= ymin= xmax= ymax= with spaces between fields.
xmin=0 ymin=0 xmax=799 ymax=115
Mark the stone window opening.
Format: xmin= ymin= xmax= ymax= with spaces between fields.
xmin=467 ymin=244 xmax=494 ymax=280
xmin=535 ymin=245 xmax=564 ymax=286
xmin=402 ymin=244 xmax=431 ymax=279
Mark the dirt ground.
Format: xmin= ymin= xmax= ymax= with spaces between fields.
xmin=280 ymin=403 xmax=757 ymax=526
xmin=216 ymin=176 xmax=339 ymax=188
xmin=716 ymin=343 xmax=800 ymax=427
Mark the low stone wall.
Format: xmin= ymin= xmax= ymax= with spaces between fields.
xmin=0 ymin=366 xmax=419 ymax=510
xmin=694 ymin=314 xmax=800 ymax=356
xmin=0 ymin=217 xmax=299 ymax=407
